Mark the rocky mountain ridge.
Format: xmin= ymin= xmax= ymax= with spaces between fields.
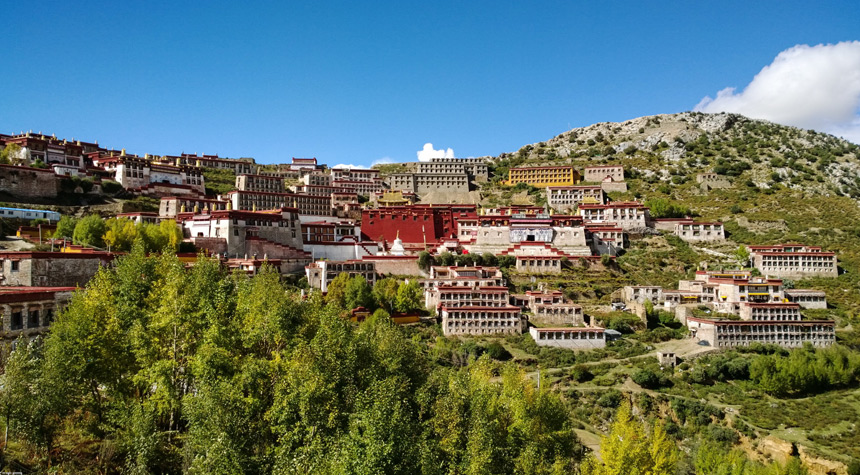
xmin=494 ymin=112 xmax=860 ymax=201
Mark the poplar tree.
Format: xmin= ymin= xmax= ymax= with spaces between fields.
xmin=581 ymin=402 xmax=678 ymax=475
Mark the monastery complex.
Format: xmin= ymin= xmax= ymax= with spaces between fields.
xmin=0 ymin=131 xmax=842 ymax=351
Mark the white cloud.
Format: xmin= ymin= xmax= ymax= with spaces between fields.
xmin=695 ymin=41 xmax=860 ymax=143
xmin=331 ymin=163 xmax=365 ymax=169
xmin=417 ymin=142 xmax=455 ymax=162
xmin=371 ymin=157 xmax=395 ymax=166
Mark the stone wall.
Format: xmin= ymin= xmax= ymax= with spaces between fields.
xmin=0 ymin=165 xmax=59 ymax=199
xmin=600 ymin=181 xmax=628 ymax=192
xmin=0 ymin=254 xmax=111 ymax=287
xmin=189 ymin=237 xmax=228 ymax=256
xmin=363 ymin=256 xmax=423 ymax=276
xmin=529 ymin=307 xmax=584 ymax=326
xmin=244 ymin=238 xmax=310 ymax=273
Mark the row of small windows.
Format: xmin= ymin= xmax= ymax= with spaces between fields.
xmin=534 ymin=307 xmax=582 ymax=315
xmin=751 ymin=315 xmax=801 ymax=321
xmin=716 ymin=325 xmax=834 ymax=333
xmin=4 ymin=308 xmax=55 ymax=331
xmin=519 ymin=259 xmax=560 ymax=267
xmin=446 ymin=320 xmax=519 ymax=327
xmin=716 ymin=333 xmax=834 ymax=341
xmin=536 ymin=331 xmax=602 ymax=340
xmin=439 ymin=293 xmax=505 ymax=300
xmin=445 ymin=311 xmax=519 ymax=319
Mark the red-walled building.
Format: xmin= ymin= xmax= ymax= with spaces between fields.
xmin=361 ymin=204 xmax=477 ymax=249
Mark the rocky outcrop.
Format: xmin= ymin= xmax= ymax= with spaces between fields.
xmin=757 ymin=436 xmax=848 ymax=475
xmin=758 ymin=436 xmax=795 ymax=465
xmin=798 ymin=446 xmax=848 ymax=475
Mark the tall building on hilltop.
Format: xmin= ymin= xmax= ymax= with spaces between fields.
xmin=384 ymin=158 xmax=487 ymax=195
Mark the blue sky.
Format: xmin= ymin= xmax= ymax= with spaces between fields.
xmin=3 ymin=1 xmax=859 ymax=166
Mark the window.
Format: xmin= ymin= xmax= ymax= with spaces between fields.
xmin=28 ymin=310 xmax=40 ymax=328
xmin=11 ymin=261 xmax=19 ymax=272
xmin=11 ymin=311 xmax=23 ymax=330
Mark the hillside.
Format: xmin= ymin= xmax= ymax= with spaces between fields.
xmin=485 ymin=113 xmax=860 ymax=319
xmin=493 ymin=112 xmax=860 ymax=199
xmin=4 ymin=116 xmax=860 ymax=473
xmin=481 ymin=113 xmax=860 ymax=469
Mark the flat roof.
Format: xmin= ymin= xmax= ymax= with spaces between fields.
xmin=0 ymin=251 xmax=114 ymax=259
xmin=441 ymin=305 xmax=520 ymax=311
xmin=784 ymin=289 xmax=827 ymax=295
xmin=510 ymin=165 xmax=575 ymax=170
xmin=687 ymin=316 xmax=834 ymax=325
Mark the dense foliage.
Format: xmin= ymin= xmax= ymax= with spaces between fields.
xmin=580 ymin=402 xmax=678 ymax=475
xmin=0 ymin=244 xmax=582 ymax=473
xmin=55 ymin=214 xmax=183 ymax=252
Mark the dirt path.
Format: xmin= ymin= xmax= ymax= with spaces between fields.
xmin=525 ymin=336 xmax=717 ymax=380
xmin=0 ymin=236 xmax=35 ymax=251
xmin=574 ymin=429 xmax=602 ymax=458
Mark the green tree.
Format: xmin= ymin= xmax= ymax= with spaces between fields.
xmin=345 ymin=275 xmax=374 ymax=310
xmin=103 ymin=217 xmax=139 ymax=251
xmin=481 ymin=252 xmax=498 ymax=267
xmin=73 ymin=213 xmax=107 ymax=248
xmin=498 ymin=255 xmax=516 ymax=268
xmin=236 ymin=264 xmax=298 ymax=355
xmin=735 ymin=245 xmax=751 ymax=268
xmin=0 ymin=143 xmax=24 ymax=164
xmin=437 ymin=251 xmax=455 ymax=266
xmin=422 ymin=359 xmax=581 ymax=474
xmin=394 ymin=280 xmax=424 ymax=313
xmin=0 ymin=341 xmax=68 ymax=461
xmin=53 ymin=215 xmax=78 ymax=240
xmin=373 ymin=277 xmax=400 ymax=312
xmin=417 ymin=251 xmax=434 ymax=272
xmin=581 ymin=402 xmax=678 ymax=475
xmin=157 ymin=219 xmax=183 ymax=252
xmin=644 ymin=198 xmax=691 ymax=219
xmin=326 ymin=272 xmax=351 ymax=308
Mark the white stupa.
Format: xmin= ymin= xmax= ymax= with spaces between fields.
xmin=390 ymin=230 xmax=405 ymax=256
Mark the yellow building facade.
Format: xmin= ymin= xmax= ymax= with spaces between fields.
xmin=507 ymin=166 xmax=580 ymax=187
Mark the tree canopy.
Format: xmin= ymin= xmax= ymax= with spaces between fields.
xmin=0 ymin=248 xmax=582 ymax=473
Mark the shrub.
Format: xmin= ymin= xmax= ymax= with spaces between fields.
xmin=645 ymin=198 xmax=691 ymax=219
xmin=101 ymin=180 xmax=124 ymax=194
xmin=601 ymin=254 xmax=612 ymax=267
xmin=707 ymin=424 xmax=740 ymax=446
xmin=484 ymin=342 xmax=512 ymax=361
xmin=597 ymin=389 xmax=623 ymax=408
xmin=632 ymin=369 xmax=671 ymax=389
xmin=569 ymin=365 xmax=593 ymax=382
